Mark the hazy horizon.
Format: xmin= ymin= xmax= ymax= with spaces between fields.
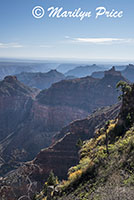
xmin=0 ymin=56 xmax=133 ymax=66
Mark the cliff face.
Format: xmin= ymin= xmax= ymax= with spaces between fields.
xmin=0 ymin=76 xmax=34 ymax=142
xmin=37 ymin=76 xmax=97 ymax=112
xmin=0 ymin=76 xmax=88 ymax=176
xmin=37 ymin=68 xmax=126 ymax=112
xmin=50 ymin=82 xmax=134 ymax=200
xmin=33 ymin=103 xmax=120 ymax=181
xmin=92 ymin=64 xmax=134 ymax=83
xmin=0 ymin=103 xmax=120 ymax=200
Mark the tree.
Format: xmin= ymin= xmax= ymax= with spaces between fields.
xmin=116 ymin=81 xmax=132 ymax=100
xmin=47 ymin=170 xmax=58 ymax=186
xmin=76 ymin=138 xmax=83 ymax=148
xmin=42 ymin=170 xmax=59 ymax=198
xmin=104 ymin=121 xmax=110 ymax=155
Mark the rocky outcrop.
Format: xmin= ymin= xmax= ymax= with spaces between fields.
xmin=0 ymin=103 xmax=120 ymax=200
xmin=37 ymin=68 xmax=126 ymax=112
xmin=0 ymin=76 xmax=35 ymax=97
xmin=92 ymin=64 xmax=134 ymax=83
xmin=104 ymin=66 xmax=121 ymax=77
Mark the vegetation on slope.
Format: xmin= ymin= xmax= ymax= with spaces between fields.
xmin=35 ymin=81 xmax=134 ymax=200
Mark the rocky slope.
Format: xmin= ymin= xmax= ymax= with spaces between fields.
xmin=16 ymin=70 xmax=65 ymax=90
xmin=33 ymin=103 xmax=120 ymax=181
xmin=0 ymin=76 xmax=88 ymax=176
xmin=0 ymin=103 xmax=120 ymax=200
xmin=0 ymin=67 xmax=128 ymax=199
xmin=0 ymin=67 xmax=126 ymax=173
xmin=45 ymin=81 xmax=134 ymax=200
xmin=37 ymin=67 xmax=126 ymax=112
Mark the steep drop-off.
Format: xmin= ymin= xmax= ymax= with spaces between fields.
xmin=0 ymin=103 xmax=120 ymax=200
xmin=0 ymin=76 xmax=88 ymax=176
xmin=46 ymin=81 xmax=134 ymax=200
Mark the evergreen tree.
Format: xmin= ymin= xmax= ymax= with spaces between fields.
xmin=47 ymin=170 xmax=58 ymax=186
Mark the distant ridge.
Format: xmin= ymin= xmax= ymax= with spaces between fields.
xmin=65 ymin=64 xmax=105 ymax=77
xmin=92 ymin=64 xmax=134 ymax=83
xmin=37 ymin=67 xmax=127 ymax=112
xmin=16 ymin=70 xmax=65 ymax=89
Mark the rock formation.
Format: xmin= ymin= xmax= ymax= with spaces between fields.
xmin=16 ymin=70 xmax=66 ymax=90
xmin=37 ymin=68 xmax=126 ymax=112
xmin=0 ymin=76 xmax=88 ymax=176
xmin=0 ymin=103 xmax=120 ymax=200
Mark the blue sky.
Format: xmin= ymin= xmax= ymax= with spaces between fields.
xmin=0 ymin=0 xmax=134 ymax=62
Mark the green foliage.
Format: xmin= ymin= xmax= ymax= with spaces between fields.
xmin=124 ymin=173 xmax=134 ymax=186
xmin=126 ymin=112 xmax=133 ymax=127
xmin=35 ymin=171 xmax=59 ymax=200
xmin=116 ymin=81 xmax=132 ymax=100
xmin=37 ymin=84 xmax=134 ymax=200
xmin=47 ymin=170 xmax=58 ymax=186
xmin=76 ymin=138 xmax=83 ymax=148
xmin=56 ymin=120 xmax=134 ymax=199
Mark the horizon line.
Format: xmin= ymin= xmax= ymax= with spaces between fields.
xmin=0 ymin=56 xmax=134 ymax=64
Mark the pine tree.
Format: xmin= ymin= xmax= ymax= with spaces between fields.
xmin=47 ymin=170 xmax=58 ymax=186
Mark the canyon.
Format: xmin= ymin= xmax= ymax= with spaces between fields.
xmin=0 ymin=66 xmax=129 ymax=199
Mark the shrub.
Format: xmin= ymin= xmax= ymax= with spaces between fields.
xmin=47 ymin=170 xmax=58 ymax=186
xmin=68 ymin=170 xmax=82 ymax=182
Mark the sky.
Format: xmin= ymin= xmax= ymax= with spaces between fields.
xmin=0 ymin=0 xmax=134 ymax=62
